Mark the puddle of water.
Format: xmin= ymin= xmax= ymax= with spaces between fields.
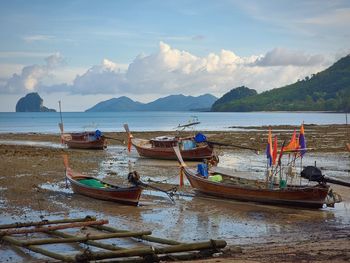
xmin=14 ymin=173 xmax=32 ymax=178
xmin=0 ymin=140 xmax=64 ymax=149
xmin=40 ymin=181 xmax=73 ymax=194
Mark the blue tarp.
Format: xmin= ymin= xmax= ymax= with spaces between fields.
xmin=194 ymin=133 xmax=207 ymax=143
xmin=95 ymin=129 xmax=102 ymax=139
xmin=197 ymin=163 xmax=208 ymax=178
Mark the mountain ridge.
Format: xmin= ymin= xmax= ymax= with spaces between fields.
xmin=85 ymin=93 xmax=217 ymax=112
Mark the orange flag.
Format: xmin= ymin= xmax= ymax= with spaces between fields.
xmin=284 ymin=129 xmax=298 ymax=152
xmin=272 ymin=135 xmax=278 ymax=165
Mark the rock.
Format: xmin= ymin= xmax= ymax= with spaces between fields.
xmin=223 ymin=246 xmax=243 ymax=254
xmin=212 ymin=252 xmax=223 ymax=257
xmin=15 ymin=93 xmax=56 ymax=112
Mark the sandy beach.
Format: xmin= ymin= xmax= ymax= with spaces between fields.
xmin=0 ymin=124 xmax=349 ymax=262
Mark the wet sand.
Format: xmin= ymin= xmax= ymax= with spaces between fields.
xmin=0 ymin=125 xmax=350 ymax=262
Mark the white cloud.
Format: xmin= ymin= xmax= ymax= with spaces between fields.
xmin=45 ymin=53 xmax=65 ymax=68
xmin=255 ymin=48 xmax=326 ymax=66
xmin=122 ymin=42 xmax=328 ymax=94
xmin=0 ymin=63 xmax=24 ymax=78
xmin=23 ymin=35 xmax=54 ymax=43
xmin=0 ymin=53 xmax=65 ymax=94
xmin=0 ymin=42 xmax=333 ymax=97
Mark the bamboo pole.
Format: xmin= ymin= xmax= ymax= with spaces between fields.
xmin=20 ymin=231 xmax=152 ymax=246
xmin=155 ymin=239 xmax=226 ymax=253
xmin=91 ymin=251 xmax=204 ymax=263
xmin=1 ymin=235 xmax=75 ymax=262
xmin=49 ymin=230 xmax=125 ymax=251
xmin=94 ymin=225 xmax=181 ymax=245
xmin=0 ymin=217 xmax=96 ymax=230
xmin=0 ymin=220 xmax=108 ymax=236
xmin=75 ymin=247 xmax=154 ymax=261
xmin=75 ymin=239 xmax=227 ymax=261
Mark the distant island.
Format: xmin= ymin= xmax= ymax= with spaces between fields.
xmin=212 ymin=54 xmax=350 ymax=112
xmin=85 ymin=94 xmax=217 ymax=112
xmin=16 ymin=93 xmax=56 ymax=112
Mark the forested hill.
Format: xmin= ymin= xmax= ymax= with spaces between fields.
xmin=211 ymin=86 xmax=257 ymax=111
xmin=211 ymin=54 xmax=350 ymax=112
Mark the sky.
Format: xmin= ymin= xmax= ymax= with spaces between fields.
xmin=0 ymin=0 xmax=349 ymax=112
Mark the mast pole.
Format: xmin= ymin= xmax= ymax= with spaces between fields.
xmin=58 ymin=100 xmax=63 ymax=125
xmin=58 ymin=100 xmax=64 ymax=136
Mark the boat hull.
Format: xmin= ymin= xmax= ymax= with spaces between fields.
xmin=132 ymin=139 xmax=213 ymax=161
xmin=184 ymin=168 xmax=329 ymax=208
xmin=66 ymin=169 xmax=142 ymax=206
xmin=62 ymin=132 xmax=107 ymax=150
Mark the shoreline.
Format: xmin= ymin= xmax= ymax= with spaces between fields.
xmin=0 ymin=124 xmax=348 ymax=153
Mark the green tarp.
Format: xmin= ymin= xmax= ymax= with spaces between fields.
xmin=78 ymin=178 xmax=106 ymax=188
xmin=208 ymin=174 xmax=223 ymax=182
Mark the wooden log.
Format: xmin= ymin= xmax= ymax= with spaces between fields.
xmin=0 ymin=216 xmax=96 ymax=230
xmin=20 ymin=231 xmax=152 ymax=246
xmin=0 ymin=220 xmax=108 ymax=236
xmin=49 ymin=230 xmax=124 ymax=251
xmin=75 ymin=239 xmax=227 ymax=261
xmin=2 ymin=235 xmax=75 ymax=262
xmin=94 ymin=225 xmax=181 ymax=245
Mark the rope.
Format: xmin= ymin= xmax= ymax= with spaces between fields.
xmin=128 ymin=171 xmax=177 ymax=203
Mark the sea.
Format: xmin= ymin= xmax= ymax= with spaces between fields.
xmin=0 ymin=111 xmax=347 ymax=133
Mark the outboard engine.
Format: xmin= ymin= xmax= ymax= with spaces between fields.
xmin=300 ymin=166 xmax=325 ymax=183
xmin=128 ymin=171 xmax=141 ymax=185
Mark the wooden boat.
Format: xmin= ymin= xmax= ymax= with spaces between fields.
xmin=173 ymin=146 xmax=335 ymax=208
xmin=58 ymin=101 xmax=107 ymax=149
xmin=65 ymin=165 xmax=142 ymax=206
xmin=124 ymin=124 xmax=214 ymax=161
xmin=61 ymin=131 xmax=107 ymax=150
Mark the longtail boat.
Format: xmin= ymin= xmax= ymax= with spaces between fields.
xmin=58 ymin=101 xmax=107 ymax=149
xmin=64 ymin=162 xmax=142 ymax=206
xmin=173 ymin=146 xmax=340 ymax=209
xmin=124 ymin=124 xmax=215 ymax=161
xmin=61 ymin=131 xmax=107 ymax=150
